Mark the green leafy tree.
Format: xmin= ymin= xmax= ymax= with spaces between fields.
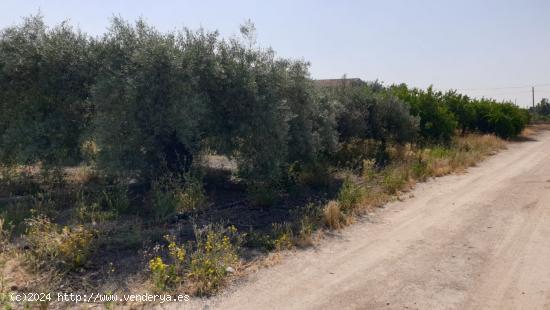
xmin=91 ymin=18 xmax=208 ymax=180
xmin=0 ymin=15 xmax=97 ymax=166
xmin=392 ymin=84 xmax=456 ymax=144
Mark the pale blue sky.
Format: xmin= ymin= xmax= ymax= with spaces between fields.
xmin=1 ymin=0 xmax=549 ymax=107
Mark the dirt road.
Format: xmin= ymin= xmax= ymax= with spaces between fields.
xmin=188 ymin=129 xmax=550 ymax=310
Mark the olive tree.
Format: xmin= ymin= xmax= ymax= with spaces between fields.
xmin=0 ymin=15 xmax=96 ymax=166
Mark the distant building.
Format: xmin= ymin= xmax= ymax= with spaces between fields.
xmin=314 ymin=78 xmax=365 ymax=88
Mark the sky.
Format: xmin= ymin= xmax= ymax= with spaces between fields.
xmin=1 ymin=0 xmax=549 ymax=108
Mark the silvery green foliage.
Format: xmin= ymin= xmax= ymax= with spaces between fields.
xmin=331 ymin=83 xmax=418 ymax=145
xmin=0 ymin=15 xmax=97 ymax=165
xmin=90 ymin=19 xmax=336 ymax=185
xmin=0 ymin=15 xmax=340 ymax=194
xmin=91 ymin=18 xmax=209 ymax=179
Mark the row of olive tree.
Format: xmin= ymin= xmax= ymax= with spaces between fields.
xmin=0 ymin=16 xmax=338 ymax=193
xmin=0 ymin=15 xmax=530 ymax=197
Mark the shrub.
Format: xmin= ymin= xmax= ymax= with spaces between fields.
xmin=337 ymin=177 xmax=363 ymax=212
xmin=271 ymin=222 xmax=294 ymax=251
xmin=381 ymin=166 xmax=408 ymax=194
xmin=293 ymin=203 xmax=321 ymax=247
xmin=149 ymin=256 xmax=172 ymax=292
xmin=57 ymin=225 xmax=96 ymax=268
xmin=188 ymin=225 xmax=241 ymax=295
xmin=530 ymin=98 xmax=550 ymax=116
xmin=149 ymin=235 xmax=186 ymax=291
xmin=362 ymin=159 xmax=377 ymax=182
xmin=176 ymin=175 xmax=207 ymax=213
xmin=150 ymin=180 xmax=180 ymax=222
xmin=24 ymin=216 xmax=95 ymax=270
xmin=74 ymin=189 xmax=117 ymax=224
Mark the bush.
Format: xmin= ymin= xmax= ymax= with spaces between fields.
xmin=149 ymin=235 xmax=186 ymax=291
xmin=176 ymin=175 xmax=207 ymax=213
xmin=24 ymin=216 xmax=95 ymax=270
xmin=150 ymin=179 xmax=180 ymax=222
xmin=293 ymin=203 xmax=321 ymax=247
xmin=381 ymin=165 xmax=409 ymax=194
xmin=188 ymin=225 xmax=241 ymax=295
xmin=271 ymin=222 xmax=294 ymax=251
xmin=337 ymin=177 xmax=363 ymax=212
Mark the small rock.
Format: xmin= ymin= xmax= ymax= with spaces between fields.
xmin=226 ymin=266 xmax=235 ymax=273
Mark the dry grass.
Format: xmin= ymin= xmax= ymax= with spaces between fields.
xmin=424 ymin=134 xmax=505 ymax=176
xmin=325 ymin=133 xmax=506 ymax=230
xmin=324 ymin=201 xmax=344 ymax=230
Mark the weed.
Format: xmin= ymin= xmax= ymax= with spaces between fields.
xmin=324 ymin=200 xmax=344 ymax=230
xmin=149 ymin=256 xmax=173 ymax=292
xmin=176 ymin=176 xmax=207 ymax=213
xmin=381 ymin=166 xmax=408 ymax=194
xmin=1 ymin=165 xmax=40 ymax=197
xmin=149 ymin=235 xmax=187 ymax=291
xmin=362 ymin=159 xmax=377 ymax=183
xmin=295 ymin=218 xmax=315 ymax=247
xmin=39 ymin=166 xmax=66 ymax=191
xmin=75 ymin=190 xmax=117 ymax=224
xmin=244 ymin=232 xmax=276 ymax=251
xmin=188 ymin=225 xmax=241 ymax=296
xmin=151 ymin=180 xmax=179 ymax=222
xmin=24 ymin=216 xmax=95 ymax=270
xmin=337 ymin=177 xmax=363 ymax=212
xmin=57 ymin=225 xmax=95 ymax=268
xmin=293 ymin=203 xmax=321 ymax=247
xmin=102 ymin=184 xmax=130 ymax=215
xmin=410 ymin=158 xmax=430 ymax=181
xmin=0 ymin=202 xmax=32 ymax=236
xmin=271 ymin=222 xmax=294 ymax=251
